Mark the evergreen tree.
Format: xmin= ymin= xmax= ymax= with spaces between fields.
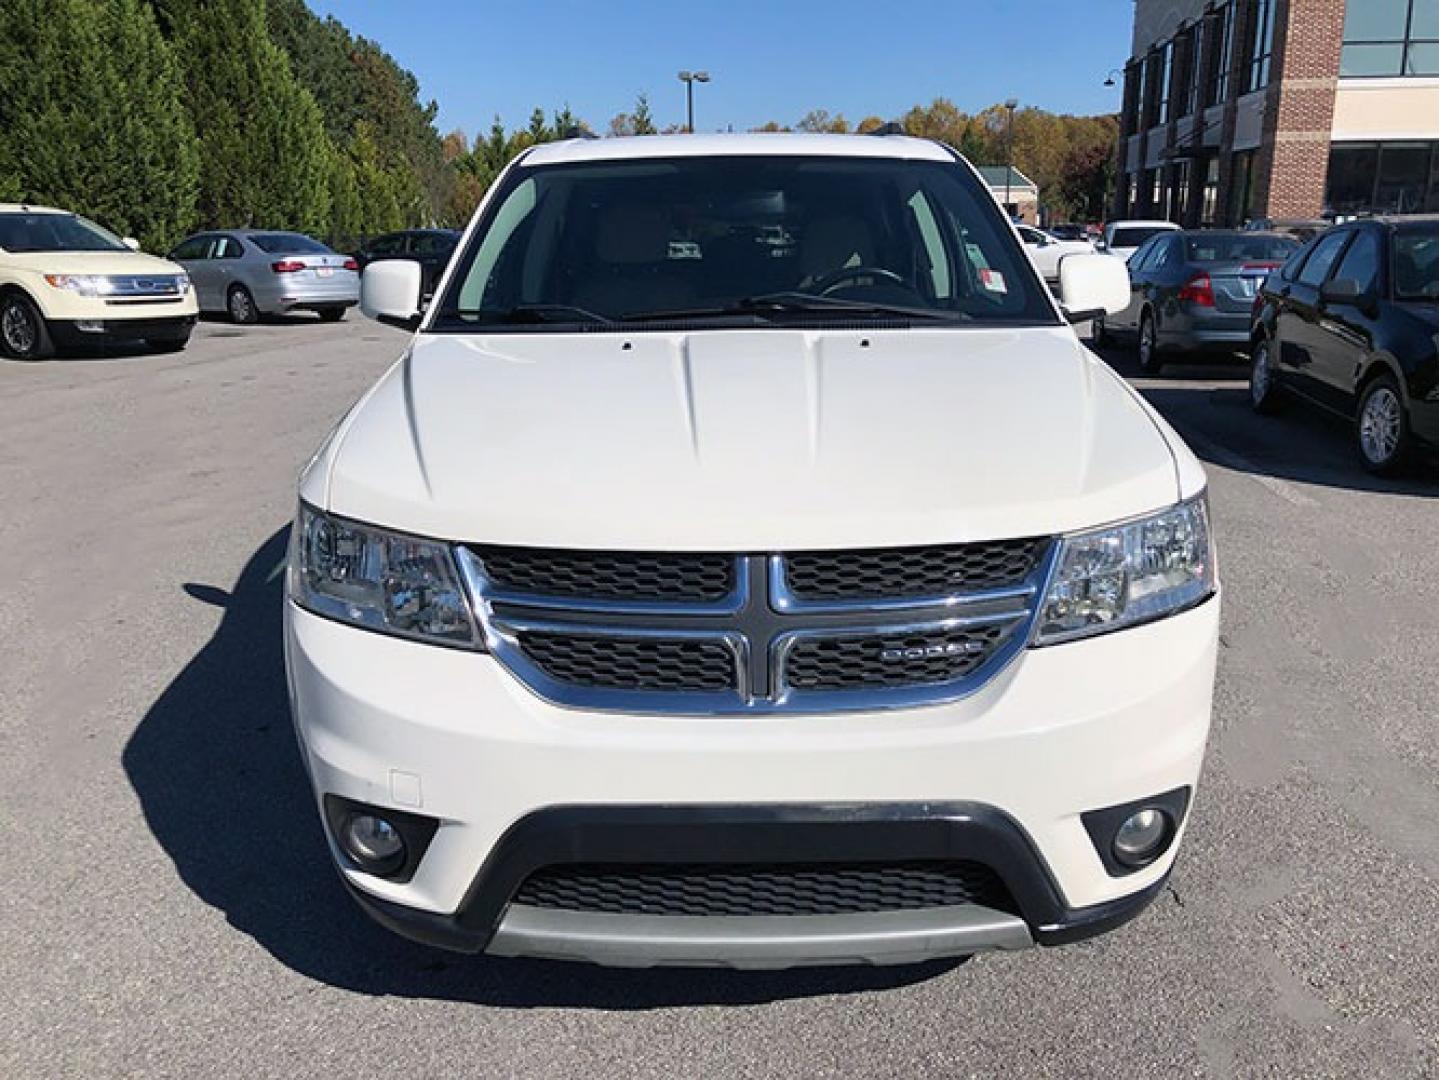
xmin=170 ymin=0 xmax=331 ymax=233
xmin=0 ymin=0 xmax=199 ymax=250
xmin=631 ymin=94 xmax=657 ymax=136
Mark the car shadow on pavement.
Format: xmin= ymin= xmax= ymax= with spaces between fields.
xmin=124 ymin=527 xmax=964 ymax=1008
xmin=1090 ymin=344 xmax=1438 ymax=498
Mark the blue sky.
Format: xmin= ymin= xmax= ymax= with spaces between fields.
xmin=308 ymin=1 xmax=1135 ymax=136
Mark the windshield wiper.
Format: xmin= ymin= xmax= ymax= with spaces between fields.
xmin=454 ymin=303 xmax=615 ymax=325
xmin=622 ymin=292 xmax=971 ymax=323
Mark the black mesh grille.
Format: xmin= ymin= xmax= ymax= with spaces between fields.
xmin=519 ymin=632 xmax=736 ymax=692
xmin=785 ymin=623 xmax=1013 ymax=691
xmin=474 ymin=547 xmax=735 ymax=603
xmin=513 ymin=861 xmax=1015 ymax=917
xmin=784 ymin=539 xmax=1047 ymax=601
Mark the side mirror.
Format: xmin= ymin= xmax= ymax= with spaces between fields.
xmin=122 ymin=237 xmax=141 ymax=251
xmin=1056 ymin=252 xmax=1131 ymax=323
xmin=1320 ymin=277 xmax=1370 ymax=308
xmin=360 ymin=259 xmax=424 ymax=330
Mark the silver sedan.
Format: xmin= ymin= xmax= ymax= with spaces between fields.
xmin=167 ymin=230 xmax=359 ymax=323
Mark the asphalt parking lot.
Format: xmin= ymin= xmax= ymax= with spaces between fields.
xmin=2 ymin=317 xmax=1436 ymax=1078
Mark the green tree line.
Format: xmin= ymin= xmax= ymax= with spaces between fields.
xmin=0 ymin=0 xmax=480 ymax=250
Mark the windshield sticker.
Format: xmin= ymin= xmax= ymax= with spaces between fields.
xmin=980 ymin=269 xmax=1007 ymax=294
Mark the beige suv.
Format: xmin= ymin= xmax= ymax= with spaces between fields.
xmin=0 ymin=204 xmax=198 ymax=360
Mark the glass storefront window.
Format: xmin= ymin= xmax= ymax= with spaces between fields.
xmin=1327 ymin=141 xmax=1439 ymax=215
xmin=1375 ymin=144 xmax=1433 ymax=214
xmin=1327 ymin=144 xmax=1381 ymax=214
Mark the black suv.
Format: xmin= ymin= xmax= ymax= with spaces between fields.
xmin=353 ymin=228 xmax=461 ymax=298
xmin=1249 ymin=216 xmax=1439 ymax=474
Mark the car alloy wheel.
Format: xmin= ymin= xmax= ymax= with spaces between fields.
xmin=1 ymin=300 xmax=36 ymax=355
xmin=1138 ymin=313 xmax=1161 ymax=374
xmin=0 ymin=294 xmax=52 ymax=360
xmin=228 ymin=286 xmax=257 ymax=324
xmin=1249 ymin=339 xmax=1280 ymax=414
xmin=1358 ymin=380 xmax=1406 ymax=472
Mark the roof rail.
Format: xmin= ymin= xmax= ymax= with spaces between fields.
xmin=561 ymin=126 xmax=598 ymax=140
xmin=866 ymin=121 xmax=907 ymax=137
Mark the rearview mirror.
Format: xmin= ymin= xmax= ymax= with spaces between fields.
xmin=1056 ymin=253 xmax=1130 ymax=322
xmin=360 ymin=259 xmax=424 ymax=330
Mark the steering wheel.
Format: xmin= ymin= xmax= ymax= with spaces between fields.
xmin=814 ymin=265 xmax=912 ymax=296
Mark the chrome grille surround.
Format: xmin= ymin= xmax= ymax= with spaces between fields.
xmin=456 ymin=541 xmax=1057 ymax=716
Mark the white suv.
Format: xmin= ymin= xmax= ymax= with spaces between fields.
xmin=285 ymin=134 xmax=1219 ymax=968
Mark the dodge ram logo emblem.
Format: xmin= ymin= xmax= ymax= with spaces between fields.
xmin=880 ymin=641 xmax=985 ymax=662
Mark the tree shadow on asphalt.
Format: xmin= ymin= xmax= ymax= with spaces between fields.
xmin=1091 ymin=343 xmax=1439 ymax=499
xmin=124 ymin=527 xmax=963 ymax=1008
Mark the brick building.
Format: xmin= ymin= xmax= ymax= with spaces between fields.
xmin=1115 ymin=0 xmax=1439 ymax=227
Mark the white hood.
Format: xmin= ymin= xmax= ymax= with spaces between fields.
xmin=317 ymin=327 xmax=1181 ymax=550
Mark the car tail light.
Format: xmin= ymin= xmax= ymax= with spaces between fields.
xmin=342 ymin=258 xmax=359 ymax=271
xmin=271 ymin=260 xmax=306 ymax=273
xmin=1179 ymin=272 xmax=1215 ymax=307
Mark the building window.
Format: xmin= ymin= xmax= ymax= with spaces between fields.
xmin=1341 ymin=0 xmax=1439 ymax=77
xmin=1157 ymin=41 xmax=1176 ymax=123
xmin=1168 ymin=160 xmax=1192 ymax=221
xmin=1230 ymin=150 xmax=1258 ymax=222
xmin=1176 ymin=24 xmax=1200 ymax=119
xmin=1204 ymin=3 xmax=1236 ymax=107
xmin=1245 ymin=0 xmax=1279 ymax=92
xmin=1327 ymin=141 xmax=1439 ymax=214
xmin=1143 ymin=50 xmax=1164 ymax=128
xmin=1200 ymin=158 xmax=1221 ymax=225
xmin=1122 ymin=63 xmax=1142 ymax=136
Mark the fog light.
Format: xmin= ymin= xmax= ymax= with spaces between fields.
xmin=342 ymin=813 xmax=406 ymax=876
xmin=74 ymin=319 xmax=104 ymax=333
xmin=1112 ymin=808 xmax=1170 ymax=867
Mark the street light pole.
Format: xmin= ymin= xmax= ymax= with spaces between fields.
xmin=1004 ymin=98 xmax=1019 ymax=220
xmin=677 ymin=70 xmax=711 ymax=133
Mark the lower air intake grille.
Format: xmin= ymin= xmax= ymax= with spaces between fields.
xmin=518 ymin=631 xmax=737 ymax=692
xmin=784 ymin=623 xmax=1013 ymax=691
xmin=513 ymin=861 xmax=1016 ymax=917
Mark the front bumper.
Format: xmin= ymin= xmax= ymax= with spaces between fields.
xmin=285 ymin=595 xmax=1218 ymax=965
xmin=48 ymin=314 xmax=197 ymax=347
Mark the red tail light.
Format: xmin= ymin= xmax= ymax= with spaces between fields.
xmin=271 ymin=260 xmax=305 ymax=273
xmin=1179 ymin=272 xmax=1215 ymax=307
xmin=342 ymin=258 xmax=359 ymax=271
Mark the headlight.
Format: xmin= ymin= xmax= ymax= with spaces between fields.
xmin=176 ymin=273 xmax=192 ymax=293
xmin=43 ymin=274 xmax=115 ymax=297
xmin=1034 ymin=494 xmax=1215 ymax=645
xmin=290 ymin=505 xmax=482 ymax=649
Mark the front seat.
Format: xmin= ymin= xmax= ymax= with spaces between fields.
xmin=571 ymin=204 xmax=694 ymax=316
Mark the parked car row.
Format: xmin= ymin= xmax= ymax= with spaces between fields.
xmin=1087 ymin=215 xmax=1438 ymax=475
xmin=0 ymin=204 xmax=462 ymax=360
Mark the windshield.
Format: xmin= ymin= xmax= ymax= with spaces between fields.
xmin=1185 ymin=233 xmax=1298 ymax=264
xmin=433 ymin=154 xmax=1056 ymax=330
xmin=0 ymin=212 xmax=128 ymax=253
xmin=249 ymin=232 xmax=331 ymax=255
xmin=1111 ymin=227 xmax=1171 ymax=249
xmin=1394 ymin=228 xmax=1439 ymax=300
